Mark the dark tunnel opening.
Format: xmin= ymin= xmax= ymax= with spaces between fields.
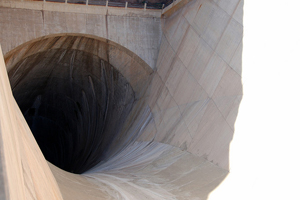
xmin=8 ymin=48 xmax=136 ymax=174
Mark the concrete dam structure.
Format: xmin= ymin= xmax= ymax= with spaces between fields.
xmin=1 ymin=0 xmax=299 ymax=199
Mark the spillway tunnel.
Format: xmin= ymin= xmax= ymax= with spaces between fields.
xmin=0 ymin=0 xmax=243 ymax=199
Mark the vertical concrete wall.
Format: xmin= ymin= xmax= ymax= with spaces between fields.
xmin=145 ymin=0 xmax=243 ymax=170
xmin=208 ymin=1 xmax=300 ymax=199
xmin=0 ymin=5 xmax=161 ymax=69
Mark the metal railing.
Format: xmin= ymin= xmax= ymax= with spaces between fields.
xmin=37 ymin=0 xmax=174 ymax=9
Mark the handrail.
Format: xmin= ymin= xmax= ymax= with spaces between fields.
xmin=35 ymin=0 xmax=174 ymax=9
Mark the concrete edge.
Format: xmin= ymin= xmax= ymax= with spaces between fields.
xmin=0 ymin=0 xmax=162 ymax=18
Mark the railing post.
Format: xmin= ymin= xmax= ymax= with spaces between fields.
xmin=106 ymin=0 xmax=108 ymax=8
xmin=125 ymin=2 xmax=128 ymax=9
xmin=65 ymin=0 xmax=67 ymax=4
xmin=144 ymin=2 xmax=147 ymax=10
xmin=86 ymin=0 xmax=88 ymax=6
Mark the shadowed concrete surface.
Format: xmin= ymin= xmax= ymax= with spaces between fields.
xmin=3 ymin=0 xmax=299 ymax=200
xmin=9 ymin=48 xmax=136 ymax=174
xmin=0 ymin=0 xmax=244 ymax=199
xmin=2 ymin=27 xmax=233 ymax=198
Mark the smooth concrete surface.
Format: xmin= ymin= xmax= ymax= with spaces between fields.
xmin=49 ymin=142 xmax=228 ymax=200
xmin=1 ymin=0 xmax=300 ymax=199
xmin=148 ymin=0 xmax=243 ymax=170
xmin=0 ymin=0 xmax=241 ymax=198
xmin=207 ymin=1 xmax=300 ymax=199
xmin=0 ymin=46 xmax=63 ymax=200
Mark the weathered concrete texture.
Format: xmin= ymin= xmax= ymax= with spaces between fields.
xmin=0 ymin=5 xmax=162 ymax=69
xmin=0 ymin=0 xmax=243 ymax=199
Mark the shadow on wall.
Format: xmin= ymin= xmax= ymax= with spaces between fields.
xmin=5 ymin=33 xmax=154 ymax=174
xmin=2 ymin=0 xmax=243 ymax=198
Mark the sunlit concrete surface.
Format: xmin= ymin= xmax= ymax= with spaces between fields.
xmin=208 ymin=1 xmax=300 ymax=200
xmin=0 ymin=0 xmax=300 ymax=199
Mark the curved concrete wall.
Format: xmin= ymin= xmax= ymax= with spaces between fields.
xmin=0 ymin=0 xmax=244 ymax=199
xmin=5 ymin=34 xmax=155 ymax=174
xmin=4 ymin=34 xmax=153 ymax=97
xmin=146 ymin=0 xmax=243 ymax=170
xmin=0 ymin=47 xmax=63 ymax=200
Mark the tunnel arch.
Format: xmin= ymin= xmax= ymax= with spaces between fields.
xmin=4 ymin=33 xmax=154 ymax=96
xmin=0 ymin=0 xmax=244 ymax=199
xmin=5 ymin=34 xmax=154 ymax=174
